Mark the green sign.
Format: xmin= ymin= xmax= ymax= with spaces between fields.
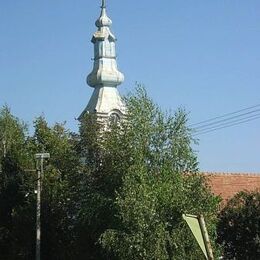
xmin=182 ymin=214 xmax=208 ymax=259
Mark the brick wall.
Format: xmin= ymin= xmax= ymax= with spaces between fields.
xmin=204 ymin=173 xmax=260 ymax=202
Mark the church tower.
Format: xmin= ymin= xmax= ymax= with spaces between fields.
xmin=79 ymin=0 xmax=126 ymax=123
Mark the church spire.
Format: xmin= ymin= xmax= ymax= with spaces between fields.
xmin=79 ymin=0 xmax=125 ymax=122
xmin=95 ymin=0 xmax=112 ymax=28
xmin=101 ymin=0 xmax=106 ymax=8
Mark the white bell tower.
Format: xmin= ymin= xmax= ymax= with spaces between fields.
xmin=79 ymin=0 xmax=126 ymax=123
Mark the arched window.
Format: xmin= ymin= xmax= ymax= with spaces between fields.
xmin=109 ymin=112 xmax=120 ymax=124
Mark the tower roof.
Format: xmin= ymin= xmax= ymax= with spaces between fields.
xmin=79 ymin=0 xmax=126 ymax=121
xmin=95 ymin=0 xmax=112 ymax=28
xmin=87 ymin=0 xmax=124 ymax=88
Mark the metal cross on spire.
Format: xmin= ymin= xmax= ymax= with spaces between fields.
xmin=101 ymin=0 xmax=106 ymax=8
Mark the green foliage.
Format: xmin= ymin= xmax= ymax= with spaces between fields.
xmin=74 ymin=113 xmax=117 ymax=259
xmin=0 ymin=107 xmax=80 ymax=259
xmin=217 ymin=190 xmax=260 ymax=260
xmin=28 ymin=116 xmax=80 ymax=259
xmin=0 ymin=86 xmax=221 ymax=259
xmin=0 ymin=106 xmax=29 ymax=165
xmin=78 ymin=86 xmax=220 ymax=259
xmin=0 ymin=107 xmax=35 ymax=259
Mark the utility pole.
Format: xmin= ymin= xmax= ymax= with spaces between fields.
xmin=199 ymin=215 xmax=214 ymax=260
xmin=35 ymin=153 xmax=50 ymax=260
xmin=0 ymin=140 xmax=6 ymax=173
xmin=2 ymin=140 xmax=6 ymax=158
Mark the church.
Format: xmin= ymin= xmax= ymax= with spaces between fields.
xmin=80 ymin=0 xmax=260 ymax=203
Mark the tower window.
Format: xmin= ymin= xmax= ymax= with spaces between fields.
xmin=109 ymin=113 xmax=120 ymax=124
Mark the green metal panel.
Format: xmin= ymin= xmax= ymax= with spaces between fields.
xmin=182 ymin=214 xmax=208 ymax=259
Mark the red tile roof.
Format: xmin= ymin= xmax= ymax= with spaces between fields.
xmin=203 ymin=172 xmax=260 ymax=202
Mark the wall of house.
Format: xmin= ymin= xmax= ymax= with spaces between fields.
xmin=204 ymin=173 xmax=260 ymax=202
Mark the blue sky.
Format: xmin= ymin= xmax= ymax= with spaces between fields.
xmin=1 ymin=0 xmax=260 ymax=173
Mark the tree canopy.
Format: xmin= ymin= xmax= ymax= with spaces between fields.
xmin=0 ymin=87 xmax=221 ymax=259
xmin=217 ymin=190 xmax=260 ymax=260
xmin=78 ymin=87 xmax=220 ymax=259
xmin=0 ymin=108 xmax=80 ymax=259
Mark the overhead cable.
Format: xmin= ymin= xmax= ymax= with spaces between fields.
xmin=189 ymin=103 xmax=260 ymax=127
xmin=190 ymin=103 xmax=260 ymax=136
xmin=193 ymin=109 xmax=260 ymax=131
xmin=194 ymin=114 xmax=260 ymax=136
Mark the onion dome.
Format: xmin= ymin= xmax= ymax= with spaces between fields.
xmin=95 ymin=0 xmax=112 ymax=28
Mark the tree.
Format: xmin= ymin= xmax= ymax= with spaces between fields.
xmin=217 ymin=190 xmax=260 ymax=260
xmin=0 ymin=106 xmax=29 ymax=164
xmin=74 ymin=113 xmax=115 ymax=259
xmin=78 ymin=86 xmax=221 ymax=259
xmin=0 ymin=106 xmax=35 ymax=259
xmin=0 ymin=85 xmax=221 ymax=259
xmin=0 ymin=108 xmax=81 ymax=259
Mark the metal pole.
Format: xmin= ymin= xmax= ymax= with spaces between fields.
xmin=3 ymin=140 xmax=6 ymax=158
xmin=199 ymin=215 xmax=214 ymax=260
xmin=34 ymin=153 xmax=50 ymax=260
xmin=36 ymin=159 xmax=41 ymax=260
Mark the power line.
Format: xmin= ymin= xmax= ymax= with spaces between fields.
xmin=189 ymin=103 xmax=260 ymax=128
xmin=193 ymin=109 xmax=260 ymax=131
xmin=189 ymin=103 xmax=260 ymax=136
xmin=194 ymin=113 xmax=260 ymax=133
xmin=194 ymin=114 xmax=260 ymax=136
